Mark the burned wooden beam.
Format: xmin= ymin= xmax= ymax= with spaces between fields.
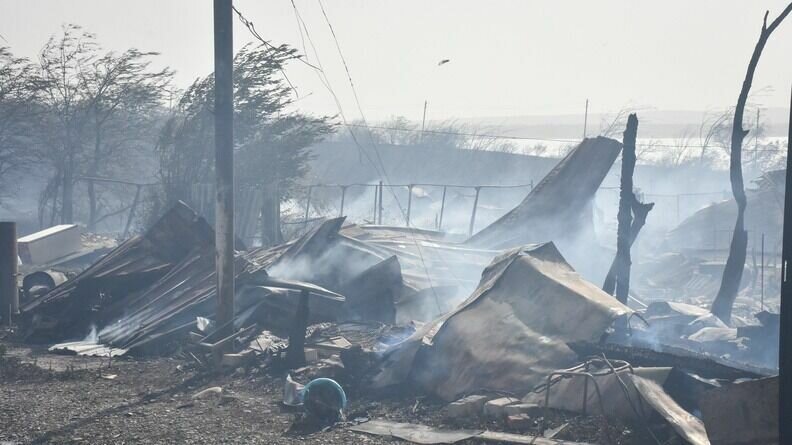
xmin=603 ymin=199 xmax=654 ymax=296
xmin=613 ymin=114 xmax=638 ymax=305
xmin=285 ymin=289 xmax=310 ymax=369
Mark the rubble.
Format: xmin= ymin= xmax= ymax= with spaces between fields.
xmin=349 ymin=419 xmax=593 ymax=445
xmin=5 ymin=134 xmax=783 ymax=445
xmin=444 ymin=394 xmax=491 ymax=420
xmin=373 ymin=242 xmax=632 ymax=400
xmin=484 ymin=397 xmax=522 ymax=418
xmin=699 ymin=376 xmax=779 ymax=445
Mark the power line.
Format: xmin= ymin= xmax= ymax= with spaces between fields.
xmin=346 ymin=123 xmax=789 ymax=152
xmin=314 ymin=0 xmax=453 ymax=308
xmin=232 ymin=4 xmax=321 ymax=71
xmin=289 ymin=0 xmax=388 ymax=176
xmin=232 ymin=3 xmax=306 ymax=98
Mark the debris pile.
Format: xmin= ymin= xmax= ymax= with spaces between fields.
xmin=8 ymin=136 xmax=782 ymax=445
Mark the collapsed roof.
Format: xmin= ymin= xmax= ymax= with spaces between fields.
xmin=373 ymin=243 xmax=632 ymax=401
xmin=467 ymin=136 xmax=622 ymax=249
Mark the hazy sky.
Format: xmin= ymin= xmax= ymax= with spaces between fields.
xmin=1 ymin=0 xmax=791 ymax=122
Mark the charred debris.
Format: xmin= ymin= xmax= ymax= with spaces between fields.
xmin=0 ymin=130 xmax=783 ymax=445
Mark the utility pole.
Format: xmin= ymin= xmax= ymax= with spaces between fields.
xmin=213 ymin=0 xmax=235 ymax=358
xmin=421 ymin=100 xmax=428 ymax=143
xmin=780 ymin=85 xmax=792 ymax=444
xmin=583 ymin=99 xmax=589 ymax=140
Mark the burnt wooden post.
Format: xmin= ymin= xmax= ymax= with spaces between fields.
xmin=438 ymin=186 xmax=447 ymax=230
xmin=213 ymin=0 xmax=235 ymax=357
xmin=285 ymin=289 xmax=310 ymax=368
xmin=613 ymin=114 xmax=638 ymax=304
xmin=468 ymin=186 xmax=481 ymax=237
xmin=406 ymin=185 xmax=413 ymax=227
xmin=603 ymin=200 xmax=654 ymax=295
xmin=0 ymin=222 xmax=17 ymax=326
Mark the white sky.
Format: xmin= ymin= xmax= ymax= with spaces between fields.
xmin=1 ymin=0 xmax=791 ymax=122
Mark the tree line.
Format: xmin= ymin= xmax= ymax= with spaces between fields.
xmin=0 ymin=24 xmax=334 ymax=233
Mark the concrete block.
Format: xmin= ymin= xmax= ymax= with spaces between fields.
xmin=445 ymin=394 xmax=491 ymax=420
xmin=221 ymin=353 xmax=246 ymax=368
xmin=504 ymin=403 xmax=544 ymax=417
xmin=484 ymin=397 xmax=520 ymax=418
xmin=18 ymin=224 xmax=81 ymax=265
xmin=506 ymin=414 xmax=534 ymax=429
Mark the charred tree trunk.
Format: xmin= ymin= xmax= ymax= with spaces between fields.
xmin=612 ymin=114 xmax=639 ymax=304
xmin=711 ymin=4 xmax=792 ymax=324
xmin=603 ymin=200 xmax=654 ymax=295
xmin=88 ymin=126 xmax=102 ymax=231
xmin=61 ymin=153 xmax=75 ymax=224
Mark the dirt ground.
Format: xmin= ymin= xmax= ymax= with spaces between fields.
xmin=0 ymin=341 xmax=652 ymax=445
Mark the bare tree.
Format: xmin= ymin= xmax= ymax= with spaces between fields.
xmin=711 ymin=3 xmax=792 ymax=324
xmin=0 ymin=48 xmax=39 ymax=200
xmin=34 ymin=25 xmax=171 ymax=227
xmin=78 ymin=47 xmax=171 ymax=229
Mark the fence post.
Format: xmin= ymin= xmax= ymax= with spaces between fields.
xmin=303 ymin=185 xmax=313 ymax=228
xmin=406 ymin=185 xmax=413 ymax=227
xmin=378 ymin=180 xmax=384 ymax=225
xmin=123 ymin=185 xmax=143 ymax=238
xmin=438 ymin=186 xmax=447 ymax=230
xmin=372 ymin=184 xmax=378 ymax=223
xmin=468 ymin=186 xmax=481 ymax=237
xmin=339 ymin=185 xmax=347 ymax=217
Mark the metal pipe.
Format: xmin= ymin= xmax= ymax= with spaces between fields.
xmin=438 ymin=186 xmax=447 ymax=230
xmin=468 ymin=186 xmax=481 ymax=237
xmin=583 ymin=98 xmax=589 ymax=139
xmin=372 ymin=184 xmax=378 ymax=222
xmin=303 ymin=186 xmax=313 ymax=227
xmin=213 ymin=0 xmax=235 ymax=357
xmin=0 ymin=222 xmax=18 ymax=326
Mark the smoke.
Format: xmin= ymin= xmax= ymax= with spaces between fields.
xmin=83 ymin=324 xmax=99 ymax=343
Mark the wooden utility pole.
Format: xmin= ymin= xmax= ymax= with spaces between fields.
xmin=613 ymin=114 xmax=638 ymax=304
xmin=779 ymin=83 xmax=792 ymax=445
xmin=214 ymin=0 xmax=235 ymax=355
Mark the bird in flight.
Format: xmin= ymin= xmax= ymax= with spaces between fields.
xmin=438 ymin=59 xmax=450 ymax=66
